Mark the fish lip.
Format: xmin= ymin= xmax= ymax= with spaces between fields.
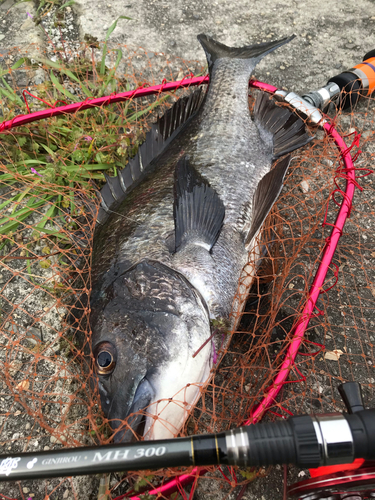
xmin=106 ymin=376 xmax=155 ymax=442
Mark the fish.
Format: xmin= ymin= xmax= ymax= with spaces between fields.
xmin=88 ymin=33 xmax=312 ymax=442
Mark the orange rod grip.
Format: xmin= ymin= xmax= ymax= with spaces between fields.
xmin=352 ymin=57 xmax=375 ymax=95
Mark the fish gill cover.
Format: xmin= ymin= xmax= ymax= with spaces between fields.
xmin=0 ymin=40 xmax=374 ymax=500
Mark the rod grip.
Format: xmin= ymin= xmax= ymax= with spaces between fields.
xmin=328 ymin=50 xmax=375 ymax=109
xmin=345 ymin=409 xmax=375 ymax=460
xmin=232 ymin=416 xmax=320 ymax=468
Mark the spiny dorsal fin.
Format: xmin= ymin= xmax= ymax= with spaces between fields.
xmin=174 ymin=156 xmax=225 ymax=252
xmin=245 ymin=155 xmax=291 ymax=248
xmin=96 ymin=87 xmax=205 ymax=226
xmin=159 ymin=88 xmax=204 ymax=142
xmin=254 ymin=92 xmax=314 ymax=160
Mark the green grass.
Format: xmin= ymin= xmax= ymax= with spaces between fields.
xmin=10 ymin=0 xmax=76 ymax=18
xmin=0 ymin=16 xmax=170 ymax=248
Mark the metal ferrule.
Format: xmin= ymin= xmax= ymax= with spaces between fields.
xmin=225 ymin=427 xmax=250 ymax=467
xmin=274 ymin=90 xmax=325 ymax=126
xmin=302 ymin=82 xmax=341 ymax=111
xmin=312 ymin=414 xmax=354 ymax=465
xmin=348 ymin=67 xmax=369 ymax=95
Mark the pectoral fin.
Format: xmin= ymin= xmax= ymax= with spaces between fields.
xmin=245 ymin=155 xmax=291 ymax=248
xmin=174 ymin=157 xmax=225 ymax=252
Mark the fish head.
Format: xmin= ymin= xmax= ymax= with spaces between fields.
xmin=90 ymin=259 xmax=213 ymax=442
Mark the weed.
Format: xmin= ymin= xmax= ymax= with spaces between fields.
xmin=239 ymin=467 xmax=257 ymax=481
xmin=88 ymin=418 xmax=112 ymax=440
xmin=134 ymin=475 xmax=155 ymax=492
xmin=10 ymin=0 xmax=76 ymax=17
xmin=58 ymin=332 xmax=78 ymax=357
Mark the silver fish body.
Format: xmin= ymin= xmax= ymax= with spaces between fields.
xmin=89 ymin=34 xmax=311 ymax=441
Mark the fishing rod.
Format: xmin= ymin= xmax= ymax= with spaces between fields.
xmin=0 ymin=383 xmax=374 ymax=482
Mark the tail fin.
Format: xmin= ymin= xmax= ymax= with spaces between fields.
xmin=197 ymin=33 xmax=295 ymax=72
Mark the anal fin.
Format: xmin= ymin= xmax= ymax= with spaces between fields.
xmin=245 ymin=155 xmax=291 ymax=247
xmin=174 ymin=157 xmax=225 ymax=253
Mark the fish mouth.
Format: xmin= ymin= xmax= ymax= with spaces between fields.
xmin=110 ymin=376 xmax=155 ymax=443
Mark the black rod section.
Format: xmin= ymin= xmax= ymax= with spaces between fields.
xmin=1 ymin=410 xmax=375 ymax=482
xmin=0 ymin=436 xmax=198 ymax=481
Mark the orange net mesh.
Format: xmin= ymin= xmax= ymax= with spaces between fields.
xmin=0 ymin=43 xmax=374 ymax=500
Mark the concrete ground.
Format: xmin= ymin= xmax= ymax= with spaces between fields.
xmin=2 ymin=0 xmax=375 ymax=94
xmin=0 ymin=0 xmax=375 ymax=499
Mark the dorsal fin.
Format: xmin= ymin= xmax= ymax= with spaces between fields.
xmin=253 ymin=91 xmax=314 ymax=160
xmin=96 ymin=87 xmax=205 ymax=225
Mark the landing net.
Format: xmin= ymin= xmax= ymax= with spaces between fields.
xmin=0 ymin=43 xmax=374 ymax=500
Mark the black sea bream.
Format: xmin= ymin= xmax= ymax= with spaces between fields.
xmin=89 ymin=34 xmax=312 ymax=441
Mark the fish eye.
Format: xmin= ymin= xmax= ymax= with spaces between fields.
xmin=94 ymin=342 xmax=116 ymax=375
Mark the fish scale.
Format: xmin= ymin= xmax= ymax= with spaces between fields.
xmin=88 ymin=33 xmax=313 ymax=442
xmin=189 ymin=62 xmax=271 ymax=232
